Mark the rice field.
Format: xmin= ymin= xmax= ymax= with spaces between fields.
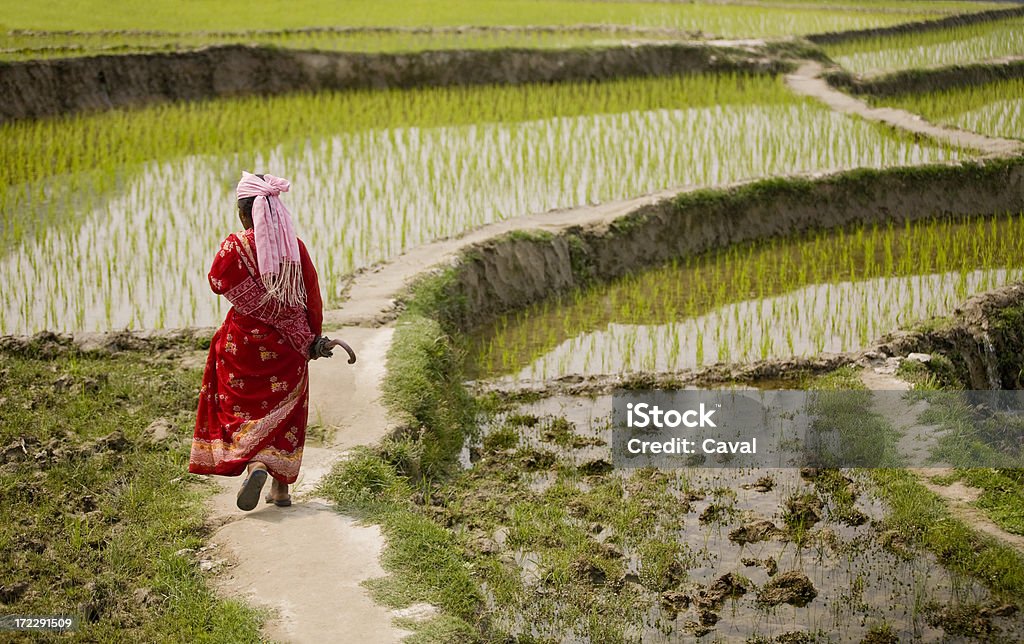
xmin=825 ymin=16 xmax=1024 ymax=75
xmin=875 ymin=77 xmax=1024 ymax=141
xmin=467 ymin=215 xmax=1024 ymax=381
xmin=0 ymin=28 xmax=691 ymax=62
xmin=1 ymin=0 xmax=1000 ymax=40
xmin=0 ymin=74 xmax=968 ymax=336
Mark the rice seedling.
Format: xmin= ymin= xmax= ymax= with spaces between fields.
xmin=1 ymin=0 xmax=994 ymax=40
xmin=0 ymin=74 xmax=965 ymax=335
xmin=874 ymin=77 xmax=1024 ymax=140
xmin=825 ymin=16 xmax=1024 ymax=75
xmin=468 ymin=214 xmax=1024 ymax=381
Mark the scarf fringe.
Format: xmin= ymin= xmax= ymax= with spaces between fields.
xmin=259 ymin=259 xmax=307 ymax=310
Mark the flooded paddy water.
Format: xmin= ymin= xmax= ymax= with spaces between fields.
xmin=0 ymin=75 xmax=966 ymax=335
xmin=468 ymin=215 xmax=1024 ymax=382
xmin=444 ymin=394 xmax=1024 ymax=641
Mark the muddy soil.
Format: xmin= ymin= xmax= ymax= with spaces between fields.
xmin=452 ymin=394 xmax=1024 ymax=641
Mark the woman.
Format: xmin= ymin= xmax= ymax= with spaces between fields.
xmin=189 ymin=172 xmax=356 ymax=511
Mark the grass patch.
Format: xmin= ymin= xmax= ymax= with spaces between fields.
xmin=0 ymin=348 xmax=263 ymax=641
xmin=869 ymin=468 xmax=1024 ymax=598
xmin=317 ymin=449 xmax=483 ymax=635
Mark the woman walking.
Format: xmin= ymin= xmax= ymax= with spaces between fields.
xmin=189 ymin=172 xmax=356 ymax=511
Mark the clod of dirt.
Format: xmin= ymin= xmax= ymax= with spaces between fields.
xmin=926 ymin=602 xmax=997 ymax=637
xmin=699 ymin=502 xmax=733 ymax=525
xmin=741 ymin=475 xmax=775 ymax=492
xmin=878 ymin=529 xmax=914 ymax=558
xmin=698 ymin=608 xmax=719 ymax=626
xmin=861 ymin=624 xmax=899 ymax=644
xmin=85 ymin=430 xmax=130 ymax=454
xmin=783 ymin=494 xmax=823 ymax=529
xmin=569 ymin=557 xmax=607 ymax=585
xmin=982 ymin=604 xmax=1018 ymax=618
xmin=467 ymin=532 xmax=500 ymax=556
xmin=578 ymin=459 xmax=612 ymax=475
xmin=799 ymin=467 xmax=820 ymax=481
xmin=595 ymin=541 xmax=623 ymax=559
xmin=741 ymin=556 xmax=778 ymax=576
xmin=79 ymin=582 xmax=107 ymax=623
xmin=518 ymin=448 xmax=556 ymax=470
xmin=0 ymin=437 xmax=37 ymax=463
xmin=757 ymin=571 xmax=818 ymax=608
xmin=142 ymin=418 xmax=176 ymax=445
xmin=132 ymin=587 xmax=157 ymax=608
xmin=660 ymin=589 xmax=690 ymax=612
xmin=0 ymin=581 xmax=29 ymax=604
xmin=729 ymin=519 xmax=783 ymax=544
xmin=696 ymin=573 xmax=748 ymax=609
xmin=683 ymin=619 xmax=715 ymax=637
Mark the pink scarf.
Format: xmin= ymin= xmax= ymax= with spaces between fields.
xmin=235 ymin=172 xmax=306 ymax=309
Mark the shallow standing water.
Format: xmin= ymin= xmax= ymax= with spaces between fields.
xmin=468 ymin=215 xmax=1024 ymax=382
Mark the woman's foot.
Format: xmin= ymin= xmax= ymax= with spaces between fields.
xmin=265 ymin=478 xmax=291 ymax=507
xmin=236 ymin=462 xmax=268 ymax=511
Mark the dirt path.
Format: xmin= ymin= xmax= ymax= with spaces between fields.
xmin=325 ymin=187 xmax=685 ymax=327
xmin=785 ymin=61 xmax=1024 ymax=158
xmin=204 ymin=327 xmax=425 ymax=643
xmin=860 ymin=367 xmax=1024 ymax=554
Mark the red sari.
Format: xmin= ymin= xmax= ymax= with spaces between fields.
xmin=189 ymin=229 xmax=323 ymax=484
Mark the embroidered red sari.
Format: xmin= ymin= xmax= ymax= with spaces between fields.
xmin=189 ymin=229 xmax=323 ymax=484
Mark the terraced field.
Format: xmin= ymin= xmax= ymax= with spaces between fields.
xmin=4 ymin=1 xmax=1024 ymax=642
xmin=825 ymin=15 xmax=1024 ymax=75
xmin=875 ymin=77 xmax=1024 ymax=140
xmin=0 ymin=74 xmax=968 ymax=335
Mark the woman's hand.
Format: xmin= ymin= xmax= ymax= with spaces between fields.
xmin=327 ymin=338 xmax=357 ymax=364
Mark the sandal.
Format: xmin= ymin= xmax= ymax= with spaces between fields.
xmin=236 ymin=466 xmax=268 ymax=511
xmin=264 ymin=493 xmax=292 ymax=507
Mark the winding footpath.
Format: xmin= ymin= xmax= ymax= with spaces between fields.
xmin=204 ymin=58 xmax=1024 ymax=642
xmin=785 ymin=61 xmax=1024 ymax=158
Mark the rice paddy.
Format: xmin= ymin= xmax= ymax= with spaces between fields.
xmin=0 ymin=0 xmax=1002 ymax=44
xmin=825 ymin=16 xmax=1024 ymax=75
xmin=0 ymin=74 xmax=967 ymax=336
xmin=875 ymin=77 xmax=1024 ymax=141
xmin=467 ymin=215 xmax=1024 ymax=381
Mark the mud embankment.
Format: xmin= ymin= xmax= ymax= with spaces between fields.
xmin=0 ymin=42 xmax=786 ymax=122
xmin=431 ymin=159 xmax=1024 ymax=335
xmin=883 ymin=283 xmax=1024 ymax=390
xmin=827 ymin=58 xmax=1024 ymax=97
xmin=805 ymin=5 xmax=1024 ymax=46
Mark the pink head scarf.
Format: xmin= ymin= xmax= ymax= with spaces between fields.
xmin=235 ymin=171 xmax=306 ymax=308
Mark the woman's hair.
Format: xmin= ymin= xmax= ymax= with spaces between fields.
xmin=237 ymin=173 xmax=266 ymax=222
